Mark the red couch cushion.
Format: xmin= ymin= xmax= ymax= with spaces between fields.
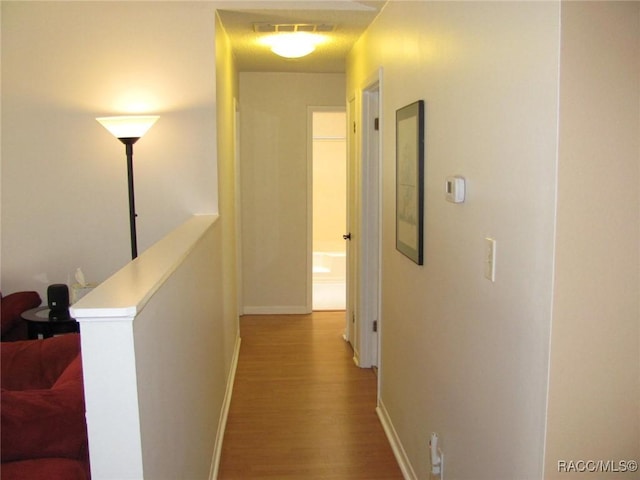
xmin=1 ymin=457 xmax=87 ymax=480
xmin=1 ymin=334 xmax=89 ymax=476
xmin=1 ymin=334 xmax=81 ymax=391
xmin=1 ymin=291 xmax=41 ymax=338
xmin=1 ymin=354 xmax=87 ymax=463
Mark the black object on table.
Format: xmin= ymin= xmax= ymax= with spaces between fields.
xmin=21 ymin=306 xmax=79 ymax=339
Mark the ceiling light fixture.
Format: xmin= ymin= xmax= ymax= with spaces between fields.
xmin=261 ymin=32 xmax=324 ymax=59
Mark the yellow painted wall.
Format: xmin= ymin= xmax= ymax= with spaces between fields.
xmin=347 ymin=2 xmax=561 ymax=478
xmin=347 ymin=2 xmax=639 ymax=478
xmin=239 ymin=72 xmax=345 ymax=313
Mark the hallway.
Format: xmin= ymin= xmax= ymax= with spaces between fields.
xmin=218 ymin=312 xmax=403 ymax=479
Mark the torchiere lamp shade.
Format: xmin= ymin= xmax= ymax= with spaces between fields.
xmin=96 ymin=115 xmax=159 ymax=140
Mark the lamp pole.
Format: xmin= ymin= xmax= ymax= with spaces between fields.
xmin=121 ymin=138 xmax=140 ymax=259
xmin=96 ymin=115 xmax=159 ymax=261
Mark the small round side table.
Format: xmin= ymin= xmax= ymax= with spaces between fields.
xmin=21 ymin=306 xmax=79 ymax=340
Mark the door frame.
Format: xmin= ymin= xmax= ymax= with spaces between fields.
xmin=234 ymin=97 xmax=243 ymax=315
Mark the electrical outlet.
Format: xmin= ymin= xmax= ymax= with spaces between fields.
xmin=484 ymin=237 xmax=496 ymax=282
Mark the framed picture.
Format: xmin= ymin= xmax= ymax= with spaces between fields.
xmin=395 ymin=100 xmax=425 ymax=265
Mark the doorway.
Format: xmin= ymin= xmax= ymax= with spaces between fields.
xmin=310 ymin=108 xmax=347 ymax=311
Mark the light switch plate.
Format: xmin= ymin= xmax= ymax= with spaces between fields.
xmin=484 ymin=237 xmax=496 ymax=282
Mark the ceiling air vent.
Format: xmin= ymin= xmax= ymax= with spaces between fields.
xmin=253 ymin=23 xmax=336 ymax=33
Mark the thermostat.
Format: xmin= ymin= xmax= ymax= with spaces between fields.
xmin=445 ymin=176 xmax=466 ymax=203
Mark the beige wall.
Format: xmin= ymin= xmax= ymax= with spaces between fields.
xmin=239 ymin=72 xmax=345 ymax=314
xmin=348 ymin=2 xmax=640 ymax=478
xmin=1 ymin=2 xmax=218 ymax=297
xmin=348 ymin=2 xmax=561 ymax=478
xmin=545 ymin=2 xmax=640 ymax=477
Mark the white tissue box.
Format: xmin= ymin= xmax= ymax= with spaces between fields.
xmin=71 ymin=283 xmax=97 ymax=304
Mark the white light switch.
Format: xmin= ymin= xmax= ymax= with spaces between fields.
xmin=484 ymin=237 xmax=496 ymax=282
xmin=445 ymin=176 xmax=466 ymax=203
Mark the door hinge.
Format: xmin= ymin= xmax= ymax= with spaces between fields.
xmin=373 ymin=320 xmax=378 ymax=332
xmin=374 ymin=117 xmax=379 ymax=131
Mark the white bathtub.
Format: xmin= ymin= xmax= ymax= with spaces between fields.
xmin=312 ymin=251 xmax=346 ymax=310
xmin=312 ymin=251 xmax=346 ymax=283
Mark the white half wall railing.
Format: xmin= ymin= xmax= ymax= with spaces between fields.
xmin=71 ymin=215 xmax=240 ymax=480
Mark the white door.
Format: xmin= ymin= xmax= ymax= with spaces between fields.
xmin=358 ymin=78 xmax=381 ymax=369
xmin=346 ymin=97 xmax=358 ymax=350
xmin=347 ymin=71 xmax=382 ymax=369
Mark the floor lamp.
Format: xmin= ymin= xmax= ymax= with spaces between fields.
xmin=96 ymin=115 xmax=159 ymax=260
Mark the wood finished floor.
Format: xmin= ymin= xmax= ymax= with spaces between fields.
xmin=218 ymin=312 xmax=403 ymax=479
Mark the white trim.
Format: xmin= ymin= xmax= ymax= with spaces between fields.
xmin=376 ymin=401 xmax=417 ymax=480
xmin=541 ymin=2 xmax=562 ymax=470
xmin=306 ymin=107 xmax=314 ymax=314
xmin=209 ymin=334 xmax=242 ymax=480
xmin=242 ymin=306 xmax=311 ymax=315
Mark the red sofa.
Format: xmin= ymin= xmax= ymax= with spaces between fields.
xmin=1 ymin=334 xmax=90 ymax=479
xmin=1 ymin=291 xmax=42 ymax=341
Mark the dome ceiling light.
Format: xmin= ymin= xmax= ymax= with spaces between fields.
xmin=255 ymin=23 xmax=334 ymax=59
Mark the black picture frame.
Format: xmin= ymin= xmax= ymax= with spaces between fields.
xmin=395 ymin=100 xmax=425 ymax=265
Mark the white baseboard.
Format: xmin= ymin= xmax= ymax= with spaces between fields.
xmin=376 ymin=400 xmax=418 ymax=480
xmin=209 ymin=333 xmax=241 ymax=480
xmin=242 ymin=305 xmax=310 ymax=315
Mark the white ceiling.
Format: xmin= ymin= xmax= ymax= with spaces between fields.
xmin=217 ymin=1 xmax=385 ymax=73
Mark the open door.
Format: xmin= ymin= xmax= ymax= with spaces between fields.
xmin=346 ymin=97 xmax=358 ymax=349
xmin=347 ymin=71 xmax=382 ymax=369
